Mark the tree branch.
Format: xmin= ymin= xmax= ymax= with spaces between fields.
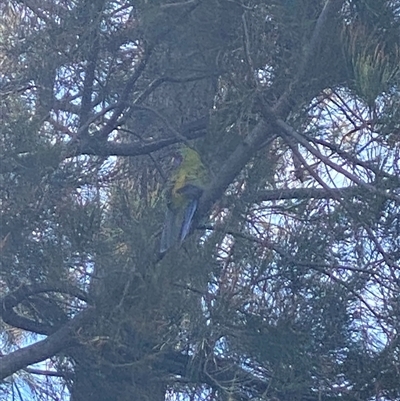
xmin=0 ymin=307 xmax=93 ymax=381
xmin=277 ymin=118 xmax=400 ymax=202
xmin=1 ymin=283 xmax=89 ymax=335
xmin=274 ymin=0 xmax=346 ymax=117
xmin=74 ymin=115 xmax=209 ymax=157
xmin=78 ymin=1 xmax=103 ymax=136
xmin=252 ymin=185 xmax=370 ymax=203
xmin=198 ymin=119 xmax=275 ymax=217
xmin=199 ymin=0 xmax=347 ymax=219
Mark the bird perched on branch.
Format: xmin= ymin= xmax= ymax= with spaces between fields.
xmin=160 ymin=145 xmax=207 ymax=254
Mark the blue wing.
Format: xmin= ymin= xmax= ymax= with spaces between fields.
xmin=179 ymin=198 xmax=198 ymax=243
xmin=160 ymin=182 xmax=203 ymax=254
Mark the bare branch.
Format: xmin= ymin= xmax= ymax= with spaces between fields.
xmin=1 ymin=283 xmax=89 ymax=335
xmin=0 ymin=308 xmax=93 ymax=381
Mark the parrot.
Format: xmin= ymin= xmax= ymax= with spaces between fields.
xmin=160 ymin=145 xmax=207 ymax=254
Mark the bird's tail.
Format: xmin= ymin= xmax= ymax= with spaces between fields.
xmin=160 ymin=207 xmax=178 ymax=254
